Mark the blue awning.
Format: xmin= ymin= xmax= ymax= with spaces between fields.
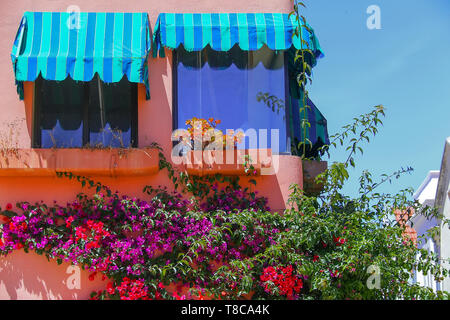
xmin=290 ymin=95 xmax=330 ymax=156
xmin=152 ymin=13 xmax=323 ymax=58
xmin=11 ymin=12 xmax=151 ymax=100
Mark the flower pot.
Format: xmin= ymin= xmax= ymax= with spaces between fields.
xmin=302 ymin=160 xmax=327 ymax=195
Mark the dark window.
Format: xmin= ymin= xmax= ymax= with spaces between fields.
xmin=173 ymin=45 xmax=290 ymax=154
xmin=33 ymin=75 xmax=137 ymax=148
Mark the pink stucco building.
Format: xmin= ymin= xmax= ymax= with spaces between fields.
xmin=0 ymin=0 xmax=327 ymax=299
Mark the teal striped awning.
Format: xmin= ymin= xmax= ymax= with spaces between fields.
xmin=11 ymin=12 xmax=151 ymax=100
xmin=152 ymin=13 xmax=323 ymax=57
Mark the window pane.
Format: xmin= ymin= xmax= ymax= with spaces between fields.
xmin=88 ymin=76 xmax=133 ymax=148
xmin=176 ymin=45 xmax=287 ymax=153
xmin=39 ymin=78 xmax=83 ymax=148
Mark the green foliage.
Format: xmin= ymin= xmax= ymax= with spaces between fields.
xmin=291 ymin=1 xmax=315 ymax=158
xmin=3 ymin=106 xmax=449 ymax=300
xmin=207 ymin=106 xmax=450 ymax=300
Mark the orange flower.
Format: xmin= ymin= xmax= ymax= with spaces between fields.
xmin=183 ymin=117 xmax=249 ymax=150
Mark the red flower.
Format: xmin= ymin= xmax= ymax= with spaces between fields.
xmin=5 ymin=203 xmax=12 ymax=210
xmin=0 ymin=215 xmax=11 ymax=224
xmin=196 ymin=292 xmax=205 ymax=300
xmin=114 ymin=278 xmax=149 ymax=300
xmin=86 ymin=241 xmax=100 ymax=250
xmin=333 ymin=236 xmax=346 ymax=246
xmin=260 ymin=265 xmax=303 ymax=298
xmin=65 ymin=216 xmax=74 ymax=228
xmin=106 ymin=282 xmax=115 ymax=295
xmin=313 ymin=255 xmax=319 ymax=262
xmin=88 ymin=272 xmax=96 ymax=281
xmin=75 ymin=226 xmax=88 ymax=241
xmin=173 ymin=292 xmax=186 ymax=300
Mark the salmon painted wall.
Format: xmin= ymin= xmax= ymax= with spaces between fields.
xmin=0 ymin=0 xmax=303 ymax=299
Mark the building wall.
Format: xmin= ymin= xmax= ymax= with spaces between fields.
xmin=0 ymin=0 xmax=305 ymax=299
xmin=0 ymin=0 xmax=301 ymax=209
xmin=435 ymin=138 xmax=450 ymax=292
xmin=0 ymin=0 xmax=293 ymax=151
xmin=411 ymin=141 xmax=450 ymax=293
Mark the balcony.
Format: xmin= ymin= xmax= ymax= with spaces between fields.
xmin=173 ymin=149 xmax=273 ymax=176
xmin=0 ymin=148 xmax=159 ymax=177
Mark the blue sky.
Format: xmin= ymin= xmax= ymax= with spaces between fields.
xmin=303 ymin=0 xmax=450 ymax=197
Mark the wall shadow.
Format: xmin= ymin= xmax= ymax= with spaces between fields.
xmin=0 ymin=250 xmax=106 ymax=300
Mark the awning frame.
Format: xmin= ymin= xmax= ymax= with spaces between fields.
xmin=11 ymin=11 xmax=152 ymax=100
xmin=152 ymin=13 xmax=323 ymax=59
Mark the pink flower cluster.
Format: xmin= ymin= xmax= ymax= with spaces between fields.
xmin=0 ymin=183 xmax=273 ymax=300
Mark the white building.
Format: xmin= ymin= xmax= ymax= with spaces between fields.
xmin=435 ymin=137 xmax=450 ymax=292
xmin=411 ymin=171 xmax=440 ymax=291
xmin=411 ymin=137 xmax=450 ymax=292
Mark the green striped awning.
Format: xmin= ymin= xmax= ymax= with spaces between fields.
xmin=152 ymin=13 xmax=323 ymax=57
xmin=11 ymin=12 xmax=151 ymax=100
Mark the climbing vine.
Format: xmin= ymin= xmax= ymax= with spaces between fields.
xmin=1 ymin=1 xmax=449 ymax=301
xmin=1 ymin=105 xmax=449 ymax=300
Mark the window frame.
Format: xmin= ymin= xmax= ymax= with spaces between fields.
xmin=32 ymin=75 xmax=139 ymax=148
xmin=171 ymin=47 xmax=292 ymax=155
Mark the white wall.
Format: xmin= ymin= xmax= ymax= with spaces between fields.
xmin=435 ymin=138 xmax=450 ymax=291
